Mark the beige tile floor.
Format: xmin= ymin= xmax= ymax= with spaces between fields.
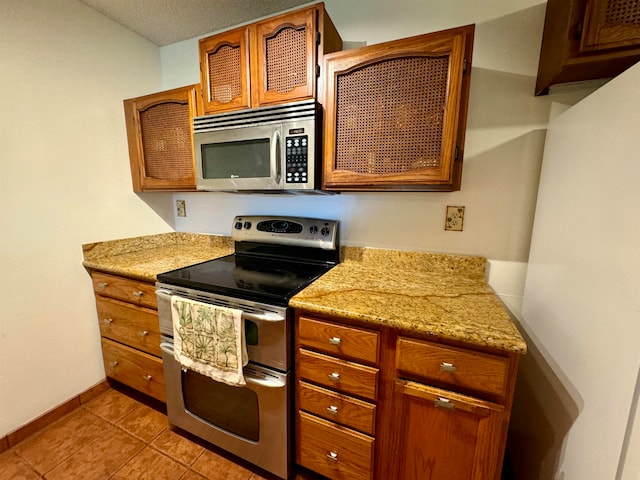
xmin=0 ymin=388 xmax=318 ymax=480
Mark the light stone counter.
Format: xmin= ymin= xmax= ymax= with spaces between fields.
xmin=290 ymin=246 xmax=527 ymax=354
xmin=82 ymin=232 xmax=233 ymax=282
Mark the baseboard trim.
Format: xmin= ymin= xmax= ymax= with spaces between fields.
xmin=0 ymin=379 xmax=110 ymax=453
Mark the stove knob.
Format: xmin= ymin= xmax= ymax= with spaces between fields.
xmin=234 ymin=221 xmax=243 ymax=230
xmin=244 ymin=221 xmax=252 ymax=229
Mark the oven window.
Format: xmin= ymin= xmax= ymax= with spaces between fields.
xmin=245 ymin=320 xmax=258 ymax=346
xmin=182 ymin=369 xmax=259 ymax=442
xmin=201 ymin=139 xmax=270 ymax=179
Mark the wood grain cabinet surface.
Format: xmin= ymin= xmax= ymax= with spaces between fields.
xmin=536 ymin=0 xmax=640 ymax=95
xmin=199 ymin=3 xmax=341 ymax=114
xmin=123 ymin=84 xmax=199 ymax=192
xmin=321 ymin=24 xmax=475 ymax=192
xmin=295 ymin=312 xmax=521 ymax=480
xmin=90 ymin=271 xmax=165 ymax=402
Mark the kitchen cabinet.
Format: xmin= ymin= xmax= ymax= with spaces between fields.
xmin=536 ymin=0 xmax=640 ymax=95
xmin=123 ymin=84 xmax=199 ymax=192
xmin=90 ymin=271 xmax=166 ymax=402
xmin=321 ymin=24 xmax=475 ymax=192
xmin=295 ymin=312 xmax=520 ymax=480
xmin=296 ymin=315 xmax=379 ymax=480
xmin=199 ymin=3 xmax=342 ymax=114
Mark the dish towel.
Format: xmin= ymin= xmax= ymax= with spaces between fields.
xmin=170 ymin=295 xmax=248 ymax=386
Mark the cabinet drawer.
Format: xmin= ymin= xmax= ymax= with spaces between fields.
xmin=101 ymin=338 xmax=166 ymax=402
xmin=299 ymin=381 xmax=376 ymax=435
xmin=298 ymin=411 xmax=374 ymax=480
xmin=92 ymin=272 xmax=157 ymax=309
xmin=298 ymin=349 xmax=378 ymax=401
xmin=396 ymin=337 xmax=509 ymax=398
xmin=96 ymin=297 xmax=161 ymax=357
xmin=298 ymin=316 xmax=379 ymax=365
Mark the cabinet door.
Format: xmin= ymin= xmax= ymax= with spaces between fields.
xmin=580 ymin=0 xmax=640 ymax=52
xmin=322 ymin=25 xmax=474 ymax=192
xmin=199 ymin=26 xmax=251 ymax=114
xmin=124 ymin=85 xmax=198 ymax=192
xmin=252 ymin=6 xmax=316 ymax=107
xmin=392 ymin=379 xmax=504 ymax=480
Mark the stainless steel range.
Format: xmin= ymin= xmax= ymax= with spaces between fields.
xmin=155 ymin=215 xmax=339 ymax=479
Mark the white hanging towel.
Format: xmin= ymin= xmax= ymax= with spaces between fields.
xmin=170 ymin=295 xmax=248 ymax=386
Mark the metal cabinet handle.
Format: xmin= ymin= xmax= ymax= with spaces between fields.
xmin=434 ymin=397 xmax=455 ymax=410
xmin=328 ymin=337 xmax=341 ymax=345
xmin=327 ymin=372 xmax=340 ymax=382
xmin=143 ymin=374 xmax=152 ymax=381
xmin=132 ymin=291 xmax=144 ymax=298
xmin=97 ymin=281 xmax=108 ymax=289
xmin=139 ymin=330 xmax=149 ymax=337
xmin=326 ymin=405 xmax=339 ymax=415
xmin=102 ymin=318 xmax=113 ymax=325
xmin=327 ymin=451 xmax=338 ymax=462
xmin=109 ymin=361 xmax=118 ymax=368
xmin=440 ymin=362 xmax=457 ymax=373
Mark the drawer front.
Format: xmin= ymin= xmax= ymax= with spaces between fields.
xmin=96 ymin=297 xmax=161 ymax=357
xmin=298 ymin=411 xmax=374 ymax=480
xmin=298 ymin=316 xmax=379 ymax=365
xmin=299 ymin=381 xmax=376 ymax=435
xmin=396 ymin=336 xmax=509 ymax=398
xmin=92 ymin=272 xmax=157 ymax=309
xmin=101 ymin=338 xmax=166 ymax=402
xmin=298 ymin=349 xmax=378 ymax=401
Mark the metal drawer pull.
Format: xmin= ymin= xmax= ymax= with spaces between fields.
xmin=132 ymin=291 xmax=144 ymax=298
xmin=327 ymin=451 xmax=338 ymax=462
xmin=434 ymin=397 xmax=455 ymax=410
xmin=327 ymin=405 xmax=339 ymax=415
xmin=139 ymin=330 xmax=149 ymax=337
xmin=102 ymin=318 xmax=113 ymax=325
xmin=328 ymin=372 xmax=340 ymax=382
xmin=97 ymin=282 xmax=108 ymax=289
xmin=109 ymin=361 xmax=118 ymax=368
xmin=440 ymin=362 xmax=457 ymax=373
xmin=328 ymin=336 xmax=341 ymax=345
xmin=143 ymin=374 xmax=152 ymax=381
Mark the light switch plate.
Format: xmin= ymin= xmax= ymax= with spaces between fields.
xmin=445 ymin=206 xmax=464 ymax=231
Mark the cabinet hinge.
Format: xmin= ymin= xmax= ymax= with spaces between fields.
xmin=316 ymin=64 xmax=321 ymax=78
xmin=455 ymin=145 xmax=461 ymax=162
xmin=316 ymin=31 xmax=321 ymax=45
xmin=575 ymin=19 xmax=583 ymax=39
xmin=463 ymin=59 xmax=468 ymax=75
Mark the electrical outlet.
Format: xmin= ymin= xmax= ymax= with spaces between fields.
xmin=445 ymin=206 xmax=464 ymax=231
xmin=176 ymin=200 xmax=186 ymax=217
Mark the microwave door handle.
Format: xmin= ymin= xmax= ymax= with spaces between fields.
xmin=272 ymin=130 xmax=281 ymax=184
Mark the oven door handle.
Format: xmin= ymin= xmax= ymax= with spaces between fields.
xmin=245 ymin=373 xmax=286 ymax=389
xmin=242 ymin=311 xmax=286 ymax=323
xmin=160 ymin=342 xmax=174 ymax=355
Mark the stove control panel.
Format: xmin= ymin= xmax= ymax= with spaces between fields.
xmin=232 ymin=215 xmax=339 ymax=250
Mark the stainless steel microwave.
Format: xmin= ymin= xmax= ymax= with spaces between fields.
xmin=193 ymin=99 xmax=321 ymax=192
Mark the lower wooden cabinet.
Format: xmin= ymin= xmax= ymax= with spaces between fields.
xmin=295 ymin=312 xmax=520 ymax=480
xmin=89 ymin=270 xmax=165 ymax=402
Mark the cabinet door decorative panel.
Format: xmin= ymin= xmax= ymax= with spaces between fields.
xmin=253 ymin=7 xmax=316 ymax=106
xmin=393 ymin=380 xmax=504 ymax=480
xmin=581 ymin=0 xmax=640 ymax=52
xmin=199 ymin=26 xmax=251 ymax=114
xmin=322 ymin=25 xmax=474 ymax=191
xmin=124 ymin=85 xmax=198 ymax=192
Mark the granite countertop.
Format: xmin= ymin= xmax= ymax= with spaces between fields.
xmin=82 ymin=232 xmax=234 ymax=282
xmin=290 ymin=247 xmax=527 ymax=354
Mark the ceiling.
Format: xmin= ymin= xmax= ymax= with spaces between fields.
xmin=78 ymin=0 xmax=311 ymax=46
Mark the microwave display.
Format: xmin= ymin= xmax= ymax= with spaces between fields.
xmin=201 ymin=138 xmax=270 ymax=179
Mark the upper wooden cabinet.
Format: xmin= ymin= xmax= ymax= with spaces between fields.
xmin=321 ymin=25 xmax=475 ymax=192
xmin=123 ymin=84 xmax=199 ymax=192
xmin=199 ymin=3 xmax=342 ymax=114
xmin=536 ymin=0 xmax=640 ymax=95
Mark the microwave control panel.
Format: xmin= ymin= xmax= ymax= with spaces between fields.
xmin=285 ymin=136 xmax=308 ymax=184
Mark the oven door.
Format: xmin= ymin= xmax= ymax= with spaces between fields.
xmin=160 ymin=338 xmax=291 ymax=479
xmin=156 ymin=287 xmax=290 ymax=371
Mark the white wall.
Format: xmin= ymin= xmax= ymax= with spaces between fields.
xmin=0 ymin=0 xmax=172 ymax=436
xmin=161 ymin=0 xmax=552 ymax=308
xmin=509 ymin=62 xmax=640 ymax=480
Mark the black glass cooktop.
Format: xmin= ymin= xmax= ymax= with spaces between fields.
xmin=157 ymin=253 xmax=333 ymax=306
